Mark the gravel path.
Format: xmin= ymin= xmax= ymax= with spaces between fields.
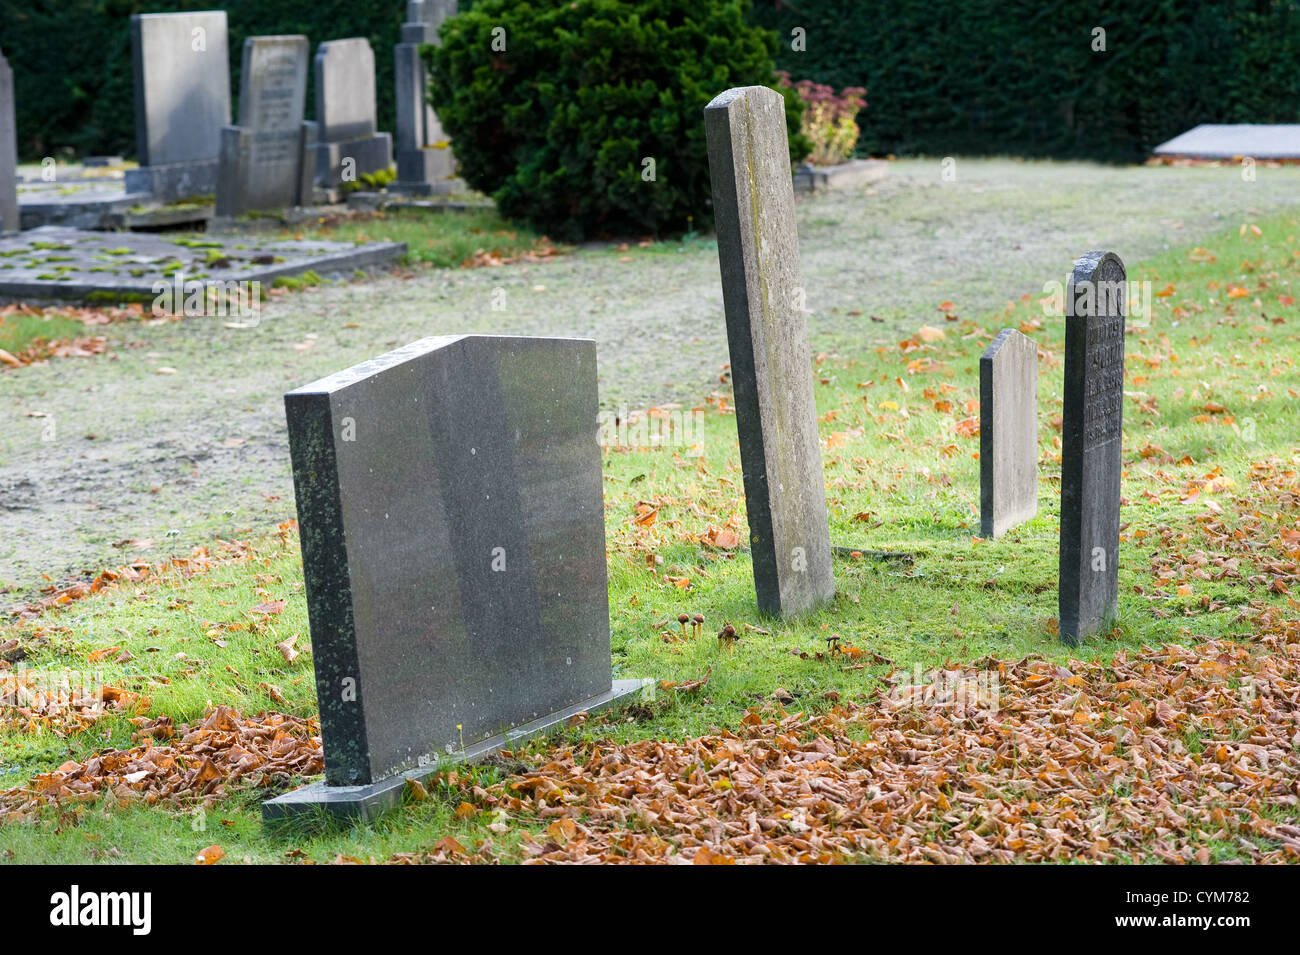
xmin=3 ymin=157 xmax=1298 ymax=596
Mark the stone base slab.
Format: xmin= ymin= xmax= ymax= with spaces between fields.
xmin=315 ymin=133 xmax=393 ymax=188
xmin=793 ymin=158 xmax=888 ymax=194
xmin=124 ymin=158 xmax=220 ymax=202
xmin=261 ymin=678 xmax=653 ymax=825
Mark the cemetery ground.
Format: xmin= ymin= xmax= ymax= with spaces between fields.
xmin=1 ymin=160 xmax=1299 ymax=863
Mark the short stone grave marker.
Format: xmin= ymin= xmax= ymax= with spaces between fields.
xmin=980 ymin=328 xmax=1039 ymax=537
xmin=264 ymin=334 xmax=645 ymax=821
xmin=1059 ymin=250 xmax=1127 ymax=644
xmin=704 ymin=86 xmax=835 ymax=617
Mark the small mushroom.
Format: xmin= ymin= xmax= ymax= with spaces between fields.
xmin=717 ymin=622 xmax=738 ymax=648
xmin=677 ymin=613 xmax=690 ymax=640
xmin=826 ymin=633 xmax=841 ymax=654
xmin=692 ymin=612 xmax=705 ymax=638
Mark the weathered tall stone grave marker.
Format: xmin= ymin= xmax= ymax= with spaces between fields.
xmin=264 ymin=334 xmax=644 ymax=821
xmin=1059 ymin=250 xmax=1126 ymax=644
xmin=313 ymin=38 xmax=393 ymax=191
xmin=704 ymin=86 xmax=834 ymax=617
xmin=979 ymin=329 xmax=1038 ymax=537
xmin=127 ymin=11 xmax=231 ymax=201
xmin=216 ymin=36 xmax=314 ymax=216
xmin=0 ymin=47 xmax=17 ymax=233
xmin=393 ymin=0 xmax=460 ymax=196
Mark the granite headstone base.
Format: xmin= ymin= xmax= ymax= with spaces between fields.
xmin=217 ymin=122 xmax=316 ymax=216
xmin=392 ymin=146 xmax=460 ymax=195
xmin=315 ymin=133 xmax=392 ymax=188
xmin=262 ymin=678 xmax=651 ymax=824
xmin=124 ymin=159 xmax=220 ymax=202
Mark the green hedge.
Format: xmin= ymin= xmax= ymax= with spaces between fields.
xmin=0 ymin=1 xmax=403 ymax=160
xmin=750 ymin=0 xmax=1300 ymax=162
xmin=425 ymin=0 xmax=806 ymax=240
xmin=9 ymin=1 xmax=1299 ymax=167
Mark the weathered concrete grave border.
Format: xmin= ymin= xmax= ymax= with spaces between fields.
xmin=0 ymin=226 xmax=405 ymax=302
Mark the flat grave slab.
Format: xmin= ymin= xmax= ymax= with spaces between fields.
xmin=17 ymin=176 xmax=215 ymax=231
xmin=0 ymin=225 xmax=405 ymax=302
xmin=1153 ymin=124 xmax=1300 ymax=160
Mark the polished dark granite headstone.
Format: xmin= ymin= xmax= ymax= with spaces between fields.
xmin=272 ymin=335 xmax=643 ymax=818
xmin=1059 ymin=251 xmax=1126 ymax=644
xmin=980 ymin=328 xmax=1038 ymax=538
xmin=704 ymin=86 xmax=835 ymax=618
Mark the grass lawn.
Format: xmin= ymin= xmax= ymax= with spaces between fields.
xmin=0 ymin=310 xmax=90 ymax=362
xmin=282 ymin=206 xmax=565 ymax=269
xmin=0 ymin=211 xmax=1297 ymax=863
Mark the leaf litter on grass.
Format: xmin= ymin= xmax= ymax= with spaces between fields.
xmin=438 ymin=626 xmax=1299 ymax=864
xmin=0 ymin=706 xmax=321 ymax=822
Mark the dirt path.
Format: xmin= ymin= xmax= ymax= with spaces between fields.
xmin=3 ymin=158 xmax=1298 ymax=597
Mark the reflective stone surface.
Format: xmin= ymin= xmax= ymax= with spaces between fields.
xmin=286 ymin=335 xmax=612 ymax=786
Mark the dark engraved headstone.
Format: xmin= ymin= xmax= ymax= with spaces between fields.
xmin=704 ymin=86 xmax=834 ymax=617
xmin=0 ymin=47 xmax=17 ymax=233
xmin=1059 ymin=250 xmax=1126 ymax=644
xmin=265 ymin=334 xmax=644 ymax=821
xmin=980 ymin=328 xmax=1038 ymax=538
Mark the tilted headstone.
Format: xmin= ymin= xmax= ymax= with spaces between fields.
xmin=216 ymin=36 xmax=314 ymax=216
xmin=313 ymin=38 xmax=393 ymax=190
xmin=1059 ymin=250 xmax=1127 ymax=644
xmin=979 ymin=328 xmax=1038 ymax=537
xmin=0 ymin=47 xmax=17 ymax=233
xmin=125 ymin=11 xmax=231 ymax=201
xmin=704 ymin=86 xmax=835 ymax=617
xmin=264 ymin=334 xmax=644 ymax=821
xmin=392 ymin=0 xmax=460 ymax=195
